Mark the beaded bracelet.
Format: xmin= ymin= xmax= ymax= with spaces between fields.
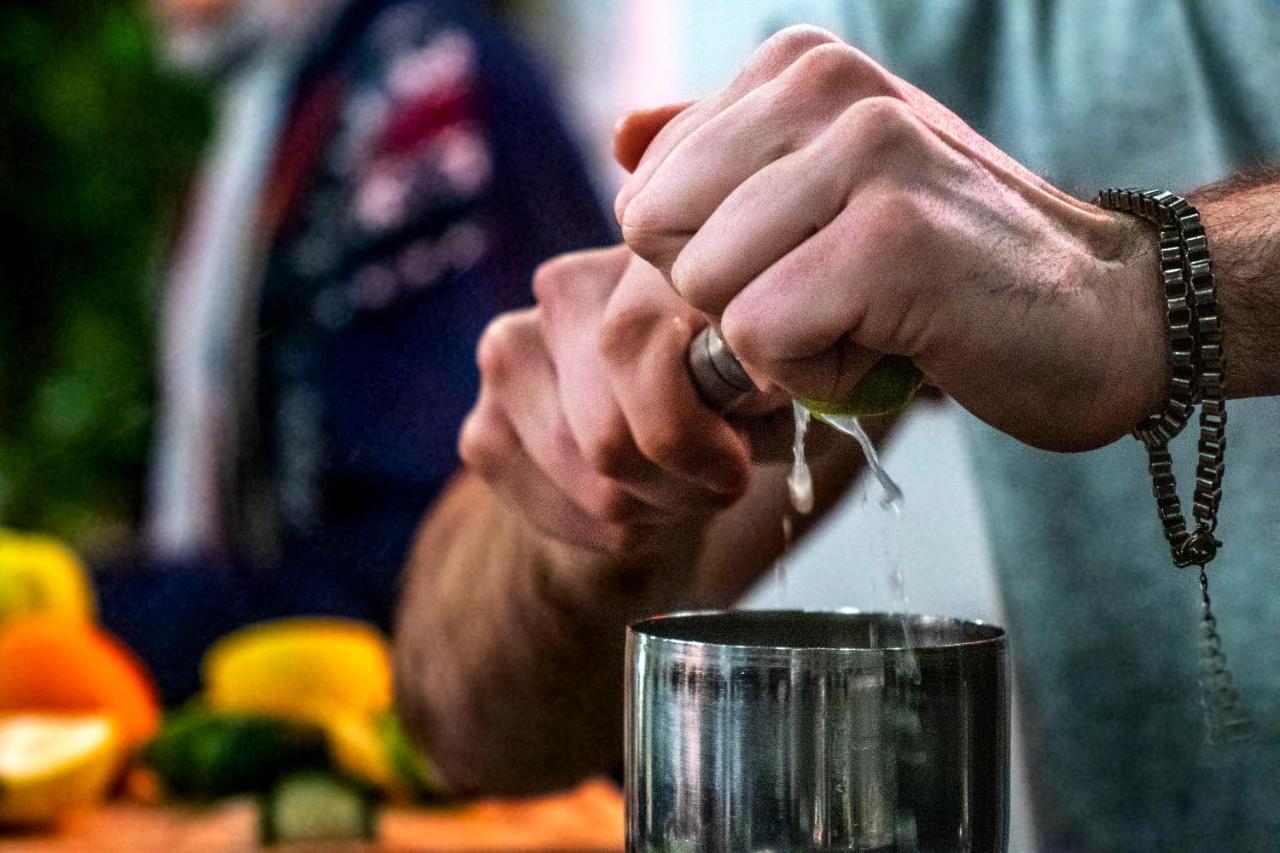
xmin=1095 ymin=188 xmax=1252 ymax=745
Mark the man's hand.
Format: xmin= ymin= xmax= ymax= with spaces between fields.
xmin=616 ymin=26 xmax=1168 ymax=452
xmin=403 ymin=240 xmax=883 ymax=796
xmin=459 ymin=246 xmax=753 ymax=556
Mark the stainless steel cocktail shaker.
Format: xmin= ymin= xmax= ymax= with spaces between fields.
xmin=625 ymin=610 xmax=1009 ymax=852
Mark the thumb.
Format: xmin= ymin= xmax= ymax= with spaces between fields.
xmin=613 ymin=102 xmax=691 ymax=173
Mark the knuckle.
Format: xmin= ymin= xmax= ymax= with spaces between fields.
xmin=534 ymin=246 xmax=631 ymax=308
xmin=531 ymin=255 xmax=575 ymax=306
xmin=584 ymin=484 xmax=641 ymax=524
xmin=757 ymin=25 xmax=842 ymax=69
xmin=891 ymin=193 xmax=931 ymax=241
xmin=632 ymin=418 xmax=685 ymax=468
xmin=670 ymin=249 xmax=722 ymax=314
xmin=863 ymin=190 xmax=930 ymax=253
xmin=457 ymin=412 xmax=502 ymax=478
xmin=475 ymin=316 xmax=517 ymax=383
xmin=720 ymin=310 xmax=768 ymax=367
xmin=783 ymin=43 xmax=896 ymax=103
xmin=842 ymin=96 xmax=918 ymax=153
xmin=618 ymin=188 xmax=668 ymax=238
xmin=668 ymin=251 xmax=697 ymax=300
xmin=619 ymin=207 xmax=672 ymax=271
xmin=598 ymin=305 xmax=646 ymax=366
xmin=786 ymin=42 xmax=866 ymax=95
xmin=581 ymin=415 xmax=636 ymax=478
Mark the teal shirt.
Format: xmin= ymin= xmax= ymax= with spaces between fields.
xmin=675 ymin=2 xmax=1280 ymax=850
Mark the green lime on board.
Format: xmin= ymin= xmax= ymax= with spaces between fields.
xmin=799 ymin=355 xmax=923 ymax=418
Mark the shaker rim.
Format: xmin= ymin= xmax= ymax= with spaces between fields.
xmin=628 ymin=608 xmax=1006 ymax=653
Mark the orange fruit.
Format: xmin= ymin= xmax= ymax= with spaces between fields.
xmin=0 ymin=616 xmax=159 ymax=748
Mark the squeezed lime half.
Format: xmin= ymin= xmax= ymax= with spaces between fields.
xmin=799 ymin=355 xmax=923 ymax=418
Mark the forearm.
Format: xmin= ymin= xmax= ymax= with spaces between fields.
xmin=392 ymin=417 xmax=882 ymax=796
xmin=1191 ymin=170 xmax=1280 ymax=399
xmin=392 ymin=472 xmax=689 ymax=796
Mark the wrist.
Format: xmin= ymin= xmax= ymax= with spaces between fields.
xmin=1100 ymin=212 xmax=1171 ymax=434
xmin=534 ymin=523 xmax=708 ymax=627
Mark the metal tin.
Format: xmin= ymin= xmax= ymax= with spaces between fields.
xmin=626 ymin=610 xmax=1009 ymax=852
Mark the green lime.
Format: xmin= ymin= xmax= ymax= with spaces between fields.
xmin=799 ymin=355 xmax=923 ymax=418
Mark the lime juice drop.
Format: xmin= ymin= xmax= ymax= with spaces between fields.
xmin=815 ymin=413 xmax=903 ymax=514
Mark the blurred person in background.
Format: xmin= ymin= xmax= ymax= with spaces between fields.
xmin=92 ymin=0 xmax=611 ymax=701
xmin=393 ymin=2 xmax=1280 ymax=850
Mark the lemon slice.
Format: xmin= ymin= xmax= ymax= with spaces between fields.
xmin=799 ymin=355 xmax=923 ymax=418
xmin=0 ymin=715 xmax=119 ymax=826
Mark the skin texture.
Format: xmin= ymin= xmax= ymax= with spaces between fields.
xmin=460 ymin=248 xmax=749 ymax=555
xmin=394 ymin=26 xmax=1280 ymax=796
xmin=1192 ymin=170 xmax=1280 ymax=399
xmin=616 ymin=26 xmax=1169 ymax=452
xmin=395 ymin=241 xmax=881 ymax=795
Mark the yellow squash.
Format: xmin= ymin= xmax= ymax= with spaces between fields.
xmin=201 ymin=619 xmax=425 ymax=795
xmin=204 ymin=618 xmax=392 ymax=723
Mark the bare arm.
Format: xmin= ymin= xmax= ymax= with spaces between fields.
xmin=393 ymin=415 xmax=881 ymax=797
xmin=394 ymin=21 xmax=1280 ymax=797
xmin=615 ymin=28 xmax=1280 ymax=453
xmin=1193 ymin=169 xmax=1280 ymax=401
xmin=391 ymin=167 xmax=1280 ymax=802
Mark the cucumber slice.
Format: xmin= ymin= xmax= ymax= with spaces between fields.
xmin=259 ymin=771 xmax=376 ymax=844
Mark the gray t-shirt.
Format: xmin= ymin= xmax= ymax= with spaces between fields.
xmin=675 ymin=2 xmax=1280 ymax=850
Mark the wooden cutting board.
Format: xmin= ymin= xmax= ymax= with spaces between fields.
xmin=0 ymin=778 xmax=624 ymax=852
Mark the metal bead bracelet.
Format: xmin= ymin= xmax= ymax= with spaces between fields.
xmin=1096 ymin=188 xmax=1223 ymax=564
xmin=1095 ymin=188 xmax=1252 ymax=745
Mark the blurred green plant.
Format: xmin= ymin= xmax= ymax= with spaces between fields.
xmin=0 ymin=1 xmax=211 ymax=546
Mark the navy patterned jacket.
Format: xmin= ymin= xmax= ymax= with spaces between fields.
xmin=97 ymin=0 xmax=613 ymax=701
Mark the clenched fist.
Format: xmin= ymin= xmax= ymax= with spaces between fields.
xmin=459 ymin=247 xmax=754 ymax=555
xmin=616 ymin=26 xmax=1167 ymax=452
